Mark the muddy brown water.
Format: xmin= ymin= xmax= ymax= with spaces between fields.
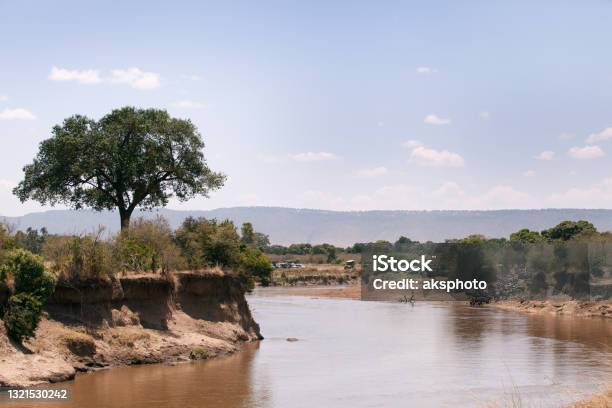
xmin=3 ymin=287 xmax=612 ymax=408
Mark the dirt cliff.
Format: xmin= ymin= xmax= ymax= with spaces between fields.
xmin=0 ymin=270 xmax=261 ymax=388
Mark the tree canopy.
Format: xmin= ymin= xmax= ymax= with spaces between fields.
xmin=541 ymin=220 xmax=597 ymax=241
xmin=14 ymin=107 xmax=225 ymax=230
xmin=509 ymin=228 xmax=545 ymax=244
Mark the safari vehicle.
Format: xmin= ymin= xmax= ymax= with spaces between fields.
xmin=344 ymin=260 xmax=355 ymax=270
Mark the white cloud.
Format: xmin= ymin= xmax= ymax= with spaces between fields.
xmin=568 ymin=145 xmax=604 ymax=159
xmin=355 ymin=166 xmax=388 ymax=178
xmin=586 ymin=127 xmax=612 ymax=144
xmin=0 ymin=108 xmax=36 ymax=120
xmin=424 ymin=114 xmax=451 ymax=126
xmin=535 ymin=151 xmax=554 ymax=161
xmin=548 ymin=178 xmax=612 ymax=208
xmin=289 ymin=152 xmax=340 ymax=162
xmin=49 ymin=66 xmax=160 ymax=90
xmin=523 ymin=170 xmax=536 ymax=177
xmin=48 ymin=66 xmax=101 ymax=84
xmin=416 ymin=67 xmax=437 ymax=75
xmin=402 ymin=139 xmax=423 ymax=149
xmin=559 ymin=132 xmax=574 ymax=140
xmin=479 ymin=111 xmax=490 ymax=120
xmin=172 ymin=100 xmax=206 ymax=109
xmin=409 ymin=146 xmax=464 ymax=168
xmin=432 ymin=181 xmax=465 ymax=198
xmin=0 ymin=95 xmax=7 ymax=102
xmin=109 ymin=67 xmax=160 ymax=90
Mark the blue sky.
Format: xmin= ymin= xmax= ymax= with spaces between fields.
xmin=1 ymin=0 xmax=612 ymax=215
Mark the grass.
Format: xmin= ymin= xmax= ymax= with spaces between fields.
xmin=189 ymin=346 xmax=208 ymax=360
xmin=270 ymin=263 xmax=359 ymax=286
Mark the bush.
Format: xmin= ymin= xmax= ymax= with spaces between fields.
xmin=241 ymin=246 xmax=272 ymax=286
xmin=0 ymin=262 xmax=6 ymax=284
xmin=175 ymin=217 xmax=242 ymax=269
xmin=116 ymin=236 xmax=156 ymax=272
xmin=68 ymin=234 xmax=116 ymax=279
xmin=13 ymin=227 xmax=48 ymax=254
xmin=3 ymin=249 xmax=55 ymax=299
xmin=42 ymin=235 xmax=72 ymax=274
xmin=115 ymin=217 xmax=185 ymax=273
xmin=1 ymin=249 xmax=55 ymax=344
xmin=3 ymin=293 xmax=43 ymax=343
xmin=189 ymin=346 xmax=209 ymax=360
xmin=44 ymin=231 xmax=116 ymax=280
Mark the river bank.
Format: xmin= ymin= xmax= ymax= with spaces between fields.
xmin=269 ymin=263 xmax=359 ymax=286
xmin=570 ymin=387 xmax=612 ymax=408
xmin=261 ymin=284 xmax=361 ymax=299
xmin=269 ymin=283 xmax=612 ymax=320
xmin=0 ymin=270 xmax=261 ymax=388
xmin=491 ymin=299 xmax=612 ymax=319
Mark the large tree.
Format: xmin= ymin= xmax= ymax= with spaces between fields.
xmin=541 ymin=220 xmax=597 ymax=241
xmin=14 ymin=107 xmax=225 ymax=230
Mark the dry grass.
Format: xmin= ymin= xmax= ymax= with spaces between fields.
xmin=61 ymin=330 xmax=96 ymax=356
xmin=261 ymin=285 xmax=361 ymax=299
xmin=570 ymin=386 xmax=612 ymax=407
xmin=266 ymin=253 xmax=360 ymax=264
xmin=271 ymin=263 xmax=359 ymax=286
xmin=107 ymin=328 xmax=151 ymax=347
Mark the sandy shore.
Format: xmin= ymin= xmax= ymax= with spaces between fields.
xmin=0 ymin=309 xmax=257 ymax=388
xmin=491 ymin=299 xmax=612 ymax=319
xmin=570 ymin=386 xmax=612 ymax=407
xmin=259 ymin=284 xmax=361 ymax=299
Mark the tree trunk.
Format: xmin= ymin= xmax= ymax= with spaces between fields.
xmin=119 ymin=209 xmax=131 ymax=231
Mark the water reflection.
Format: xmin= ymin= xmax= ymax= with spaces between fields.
xmin=2 ymin=292 xmax=611 ymax=408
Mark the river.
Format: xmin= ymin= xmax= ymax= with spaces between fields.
xmin=4 ymin=288 xmax=612 ymax=407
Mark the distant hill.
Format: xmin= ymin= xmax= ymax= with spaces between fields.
xmin=2 ymin=207 xmax=612 ymax=246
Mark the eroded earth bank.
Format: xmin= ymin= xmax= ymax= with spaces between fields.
xmin=0 ymin=270 xmax=261 ymax=387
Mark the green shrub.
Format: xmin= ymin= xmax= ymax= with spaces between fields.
xmin=241 ymin=246 xmax=272 ymax=286
xmin=67 ymin=234 xmax=116 ymax=279
xmin=1 ymin=249 xmax=55 ymax=344
xmin=116 ymin=236 xmax=156 ymax=272
xmin=189 ymin=346 xmax=209 ymax=360
xmin=43 ymin=231 xmax=116 ymax=280
xmin=42 ymin=235 xmax=72 ymax=274
xmin=4 ymin=249 xmax=55 ymax=299
xmin=3 ymin=293 xmax=43 ymax=343
xmin=0 ymin=263 xmax=6 ymax=284
xmin=115 ymin=217 xmax=185 ymax=273
xmin=175 ymin=217 xmax=242 ymax=269
xmin=13 ymin=227 xmax=48 ymax=254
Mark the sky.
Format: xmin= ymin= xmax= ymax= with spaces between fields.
xmin=1 ymin=0 xmax=612 ymax=216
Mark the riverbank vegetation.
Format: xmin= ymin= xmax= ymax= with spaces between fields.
xmin=0 ymin=216 xmax=272 ymax=344
xmin=1 ymin=217 xmax=272 ymax=283
xmin=264 ymin=220 xmax=612 ymax=301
